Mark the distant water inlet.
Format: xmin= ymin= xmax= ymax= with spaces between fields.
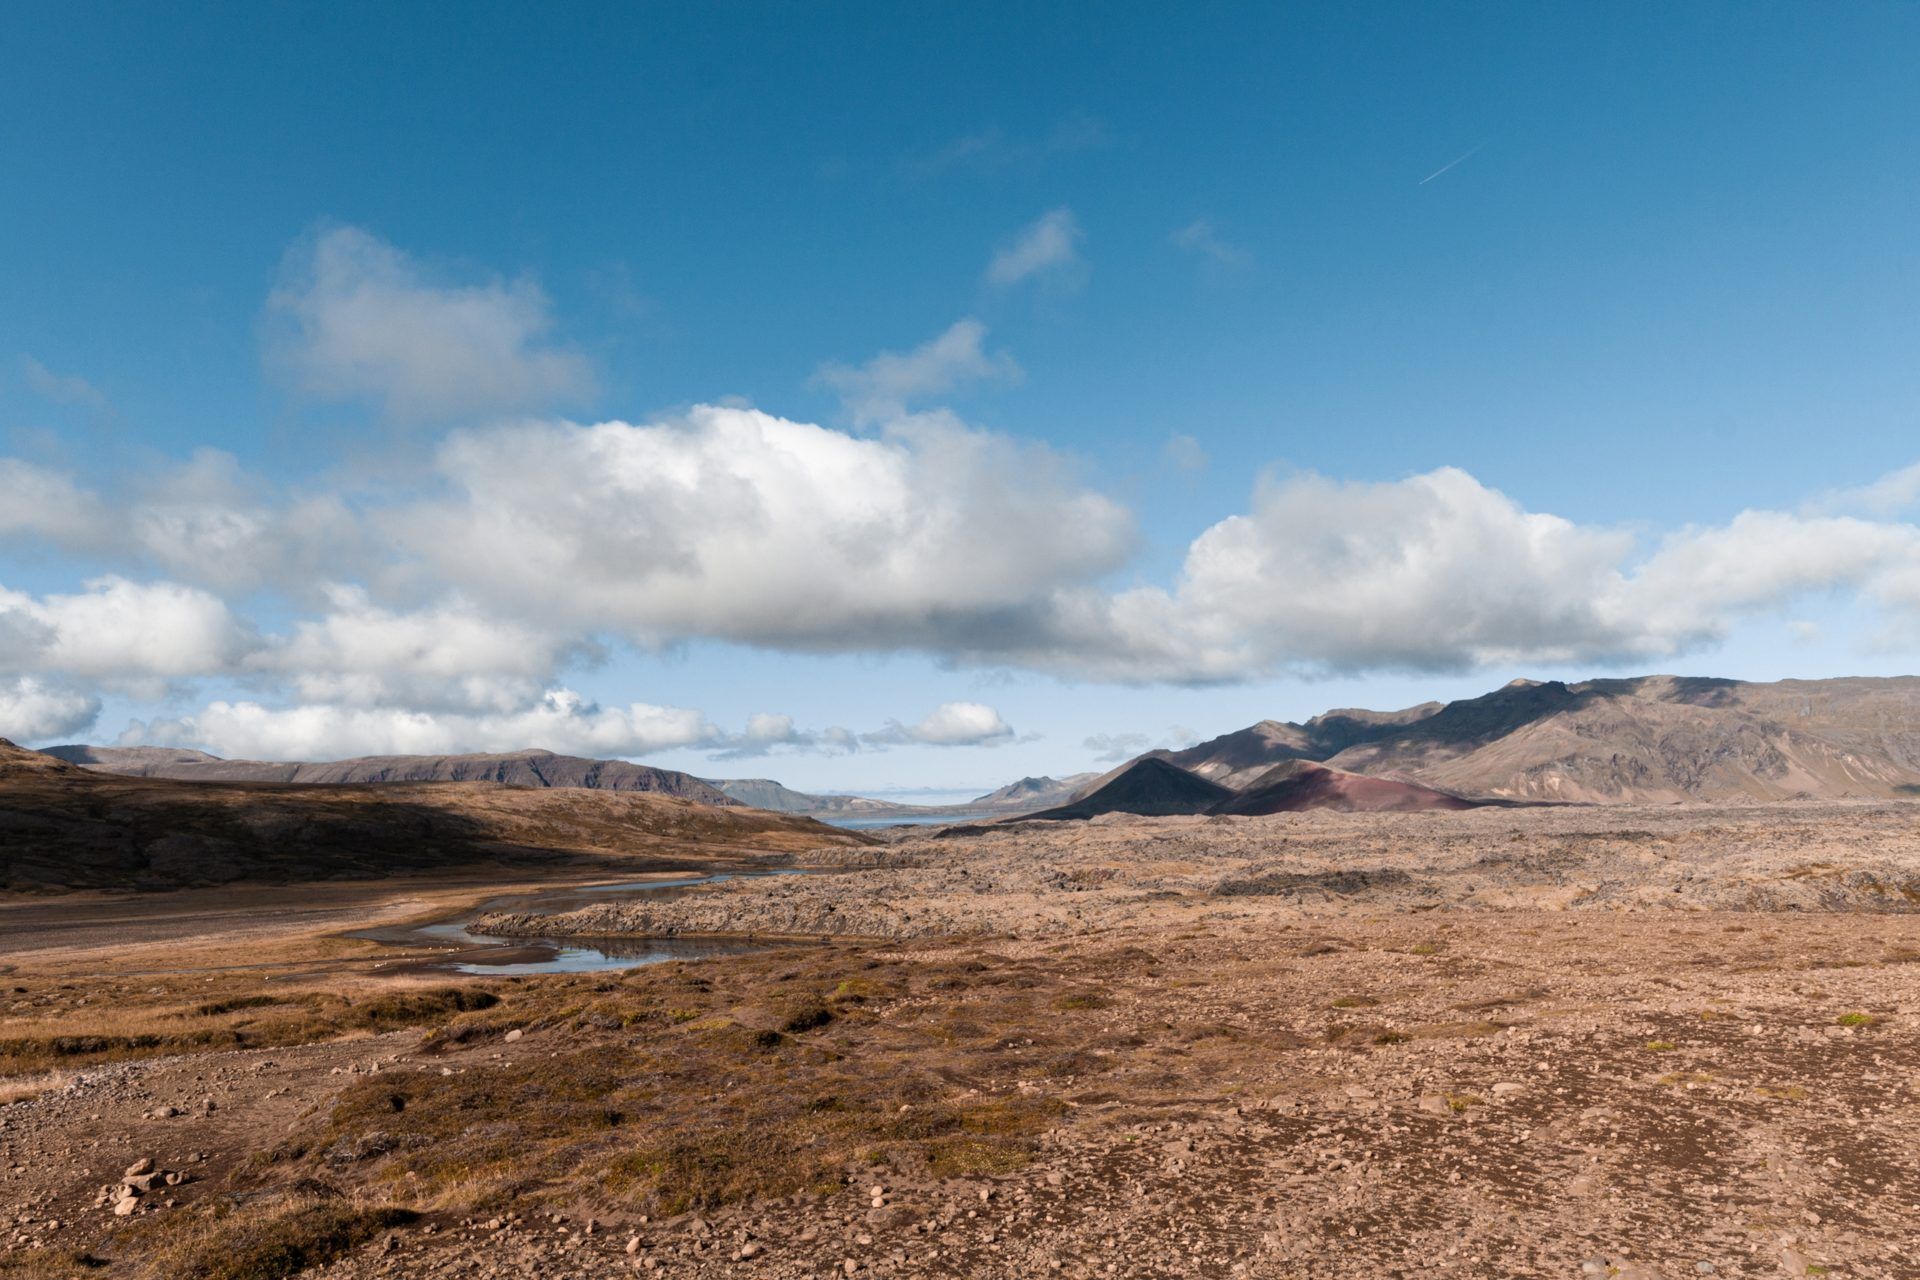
xmin=817 ymin=811 xmax=991 ymax=830
xmin=355 ymin=869 xmax=819 ymax=975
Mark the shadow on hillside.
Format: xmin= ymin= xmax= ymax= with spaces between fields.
xmin=0 ymin=778 xmax=660 ymax=893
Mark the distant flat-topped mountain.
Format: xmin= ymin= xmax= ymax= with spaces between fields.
xmin=1126 ymin=675 xmax=1920 ymax=804
xmin=43 ymin=745 xmax=736 ymax=807
xmin=706 ymin=777 xmax=923 ymax=816
xmin=706 ymin=772 xmax=1103 ymax=820
xmin=969 ymin=773 xmax=1101 ymax=808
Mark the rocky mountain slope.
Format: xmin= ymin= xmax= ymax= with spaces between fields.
xmin=1211 ymin=759 xmax=1481 ymax=815
xmin=43 ymin=745 xmax=734 ymax=806
xmin=0 ymin=740 xmax=863 ymax=892
xmin=1130 ymin=674 xmax=1920 ymax=803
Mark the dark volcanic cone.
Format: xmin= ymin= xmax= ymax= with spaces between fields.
xmin=1026 ymin=757 xmax=1234 ymax=821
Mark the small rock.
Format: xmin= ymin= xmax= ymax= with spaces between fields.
xmin=505 ymin=1028 xmax=524 ymax=1043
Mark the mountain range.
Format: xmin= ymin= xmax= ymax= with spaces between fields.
xmin=1107 ymin=674 xmax=1920 ymax=805
xmin=0 ymin=740 xmax=861 ymax=892
xmin=1025 ymin=756 xmax=1483 ymax=821
xmin=42 ymin=745 xmax=736 ymax=806
xmin=35 ymin=676 xmax=1920 ymax=829
xmin=704 ymin=773 xmax=1100 ymax=817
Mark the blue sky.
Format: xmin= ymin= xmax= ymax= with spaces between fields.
xmin=5 ymin=2 xmax=1920 ymax=796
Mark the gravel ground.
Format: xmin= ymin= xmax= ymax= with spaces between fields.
xmin=474 ymin=803 xmax=1920 ymax=943
xmin=5 ymin=803 xmax=1919 ymax=1279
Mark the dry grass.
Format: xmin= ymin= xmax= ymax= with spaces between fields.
xmin=0 ymin=1068 xmax=66 ymax=1105
xmin=292 ymin=948 xmax=1084 ymax=1218
xmin=0 ymin=983 xmax=498 ymax=1074
xmin=147 ymin=1196 xmax=417 ymax=1280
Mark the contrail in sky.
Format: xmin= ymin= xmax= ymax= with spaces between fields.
xmin=1419 ymin=141 xmax=1488 ymax=185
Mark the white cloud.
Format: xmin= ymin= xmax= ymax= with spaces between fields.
xmin=124 ymin=691 xmax=1023 ymax=763
xmin=986 ymin=208 xmax=1085 ymax=288
xmin=1618 ymin=511 xmax=1920 ymax=649
xmin=815 ymin=319 xmax=1019 ymax=424
xmin=147 ymin=688 xmax=723 ymax=762
xmin=702 ymin=712 xmax=865 ymax=761
xmin=0 ymin=577 xmax=255 ymax=686
xmin=250 ymin=586 xmax=588 ymax=713
xmin=1083 ymin=731 xmax=1150 ymax=762
xmin=998 ymin=465 xmax=1920 ymax=682
xmin=1809 ymin=462 xmax=1920 ymax=518
xmin=0 ymin=451 xmax=361 ymax=593
xmin=124 ymin=450 xmax=363 ymax=591
xmin=1163 ymin=434 xmax=1208 ymax=474
xmin=0 ymin=458 xmax=110 ymax=548
xmin=908 ymin=112 xmax=1110 ymax=176
xmin=865 ymin=701 xmax=1014 ymax=748
xmin=267 ymin=226 xmax=595 ymax=422
xmin=1169 ymin=219 xmax=1252 ymax=272
xmin=0 ymin=677 xmax=99 ymax=743
xmin=18 ymin=355 xmax=110 ymax=412
xmin=390 ymin=406 xmax=1133 ymax=652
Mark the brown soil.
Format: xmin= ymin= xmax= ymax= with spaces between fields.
xmin=2 ymin=805 xmax=1918 ymax=1279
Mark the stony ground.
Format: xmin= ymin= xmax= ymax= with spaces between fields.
xmin=475 ymin=803 xmax=1920 ymax=943
xmin=2 ymin=806 xmax=1918 ymax=1279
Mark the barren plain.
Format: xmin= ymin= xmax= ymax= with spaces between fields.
xmin=2 ymin=803 xmax=1918 ymax=1279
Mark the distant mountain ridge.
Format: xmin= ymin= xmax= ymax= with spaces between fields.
xmin=706 ymin=778 xmax=922 ymax=816
xmin=1 ymin=739 xmax=863 ymax=892
xmin=1027 ymin=756 xmax=1480 ymax=821
xmin=707 ymin=772 xmax=1101 ymax=818
xmin=1126 ymin=675 xmax=1920 ymax=804
xmin=42 ymin=745 xmax=736 ymax=806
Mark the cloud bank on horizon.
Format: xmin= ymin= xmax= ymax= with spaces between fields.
xmin=6 ymin=226 xmax=1920 ymax=763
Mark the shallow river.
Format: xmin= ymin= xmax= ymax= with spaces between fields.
xmin=356 ymin=869 xmax=817 ymax=976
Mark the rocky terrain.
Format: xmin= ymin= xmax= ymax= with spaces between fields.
xmin=4 ymin=783 xmax=1919 ymax=1278
xmin=45 ymin=746 xmax=735 ymax=806
xmin=1117 ymin=674 xmax=1920 ymax=804
xmin=0 ymin=741 xmax=863 ymax=892
xmin=2 ymin=846 xmax=1917 ymax=1279
xmin=473 ymin=802 xmax=1920 ymax=943
xmin=1213 ymin=760 xmax=1481 ymax=815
